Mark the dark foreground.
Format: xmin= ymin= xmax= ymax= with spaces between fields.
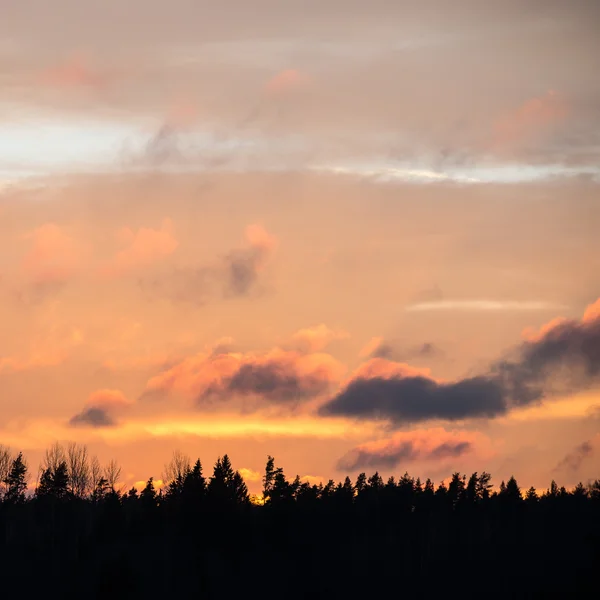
xmin=1 ymin=452 xmax=599 ymax=598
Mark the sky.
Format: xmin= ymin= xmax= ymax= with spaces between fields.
xmin=1 ymin=0 xmax=599 ymax=494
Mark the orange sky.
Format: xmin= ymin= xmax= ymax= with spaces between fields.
xmin=1 ymin=0 xmax=599 ymax=494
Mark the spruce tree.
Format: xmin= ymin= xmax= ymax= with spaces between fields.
xmin=3 ymin=452 xmax=28 ymax=504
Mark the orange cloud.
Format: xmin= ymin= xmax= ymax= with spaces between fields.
xmin=244 ymin=223 xmax=277 ymax=258
xmin=101 ymin=353 xmax=175 ymax=371
xmin=133 ymin=478 xmax=165 ymax=491
xmin=521 ymin=317 xmax=569 ymax=342
xmin=142 ymin=346 xmax=345 ymax=408
xmin=21 ymin=223 xmax=85 ymax=285
xmin=523 ymin=297 xmax=600 ymax=341
xmin=238 ymin=468 xmax=262 ymax=482
xmin=358 ymin=336 xmax=385 ymax=359
xmin=583 ymin=298 xmax=600 ymax=323
xmin=301 ymin=475 xmax=325 ymax=486
xmin=101 ymin=218 xmax=178 ymax=276
xmin=493 ymin=90 xmax=567 ymax=150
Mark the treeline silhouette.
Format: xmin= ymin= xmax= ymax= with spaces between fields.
xmin=0 ymin=443 xmax=599 ymax=599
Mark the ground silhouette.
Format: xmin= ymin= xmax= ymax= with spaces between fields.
xmin=0 ymin=444 xmax=598 ymax=598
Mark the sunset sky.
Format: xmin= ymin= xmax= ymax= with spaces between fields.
xmin=1 ymin=0 xmax=599 ymax=494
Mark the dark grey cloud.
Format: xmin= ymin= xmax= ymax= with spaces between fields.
xmin=492 ymin=316 xmax=600 ymax=407
xmin=200 ymin=361 xmax=332 ymax=405
xmin=224 ymin=244 xmax=270 ymax=296
xmin=553 ymin=440 xmax=594 ymax=473
xmin=320 ymin=305 xmax=600 ymax=426
xmin=321 ymin=375 xmax=506 ymax=424
xmin=69 ymin=407 xmax=116 ymax=428
xmin=336 ymin=438 xmax=472 ymax=471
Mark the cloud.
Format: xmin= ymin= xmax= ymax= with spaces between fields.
xmin=265 ymin=69 xmax=309 ymax=96
xmin=238 ymin=468 xmax=261 ymax=482
xmin=69 ymin=389 xmax=131 ymax=428
xmin=224 ymin=224 xmax=277 ymax=296
xmin=0 ymin=327 xmax=84 ymax=373
xmin=142 ymin=346 xmax=345 ymax=410
xmin=553 ymin=437 xmax=597 ymax=473
xmin=416 ymin=343 xmax=441 ymax=358
xmin=405 ymin=299 xmax=565 ymax=312
xmin=321 ymin=298 xmax=600 ymax=426
xmin=290 ymin=324 xmax=349 ymax=353
xmin=321 ymin=367 xmax=505 ymax=425
xmin=336 ymin=428 xmax=482 ymax=471
xmin=300 ymin=475 xmax=324 ymax=486
xmin=491 ymin=299 xmax=600 ymax=406
xmin=20 ymin=223 xmax=85 ymax=285
xmin=349 ymin=357 xmax=431 ymax=381
xmin=101 ymin=218 xmax=178 ymax=276
xmin=583 ymin=298 xmax=600 ymax=323
xmin=359 ymin=337 xmax=441 ymax=361
xmin=493 ymin=90 xmax=568 ymax=152
xmin=359 ymin=337 xmax=386 ymax=359
xmin=69 ymin=407 xmax=117 ymax=427
xmin=216 ymin=359 xmax=330 ymax=403
xmin=39 ymin=56 xmax=107 ymax=88
xmin=140 ymin=224 xmax=277 ymax=303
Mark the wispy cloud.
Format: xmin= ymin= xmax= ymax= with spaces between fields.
xmin=405 ymin=300 xmax=566 ymax=312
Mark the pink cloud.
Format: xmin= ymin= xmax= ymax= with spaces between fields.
xmin=337 ymin=428 xmax=493 ymax=471
xmin=493 ymin=90 xmax=567 ymax=150
xmin=264 ymin=69 xmax=309 ymax=96
xmin=39 ymin=56 xmax=107 ymax=88
xmin=165 ymin=97 xmax=198 ymax=129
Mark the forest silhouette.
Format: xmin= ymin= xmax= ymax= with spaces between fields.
xmin=0 ymin=443 xmax=598 ymax=598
